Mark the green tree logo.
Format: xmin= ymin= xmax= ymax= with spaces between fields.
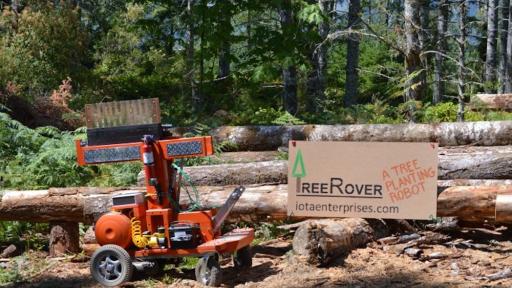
xmin=292 ymin=149 xmax=307 ymax=178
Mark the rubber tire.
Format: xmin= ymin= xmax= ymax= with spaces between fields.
xmin=90 ymin=244 xmax=133 ymax=287
xmin=233 ymin=246 xmax=252 ymax=270
xmin=195 ymin=255 xmax=222 ymax=287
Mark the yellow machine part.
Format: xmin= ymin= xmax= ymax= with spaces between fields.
xmin=130 ymin=217 xmax=148 ymax=248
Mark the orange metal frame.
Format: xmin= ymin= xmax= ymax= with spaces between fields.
xmin=76 ymin=134 xmax=254 ymax=257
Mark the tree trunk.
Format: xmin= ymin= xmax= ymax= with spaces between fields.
xmin=186 ymin=0 xmax=199 ymax=112
xmin=282 ymin=66 xmax=298 ymax=115
xmin=404 ymin=0 xmax=425 ymax=121
xmin=506 ymin=0 xmax=512 ymax=92
xmin=280 ymin=0 xmax=298 ymax=115
xmin=292 ymin=218 xmax=374 ymax=265
xmin=498 ymin=0 xmax=510 ymax=93
xmin=433 ymin=0 xmax=449 ymax=104
xmin=171 ymin=121 xmax=512 ymax=151
xmin=473 ymin=93 xmax=512 ymax=110
xmin=217 ymin=1 xmax=232 ymax=79
xmin=49 ymin=221 xmax=80 ymax=257
xmin=457 ymin=0 xmax=467 ymax=121
xmin=344 ymin=0 xmax=361 ymax=107
xmin=486 ymin=0 xmax=499 ymax=92
xmin=218 ymin=42 xmax=230 ymax=79
xmin=306 ymin=0 xmax=331 ymax=113
xmin=418 ymin=0 xmax=429 ymax=100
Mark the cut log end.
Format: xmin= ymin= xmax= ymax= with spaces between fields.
xmin=292 ymin=218 xmax=374 ymax=266
xmin=49 ymin=222 xmax=80 ymax=257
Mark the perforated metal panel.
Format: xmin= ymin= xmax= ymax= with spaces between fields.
xmin=84 ymin=146 xmax=141 ymax=164
xmin=166 ymin=141 xmax=203 ymax=157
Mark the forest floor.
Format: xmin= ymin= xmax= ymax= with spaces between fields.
xmin=3 ymin=230 xmax=512 ymax=288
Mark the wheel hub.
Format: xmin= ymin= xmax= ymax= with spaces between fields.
xmin=98 ymin=255 xmax=121 ymax=281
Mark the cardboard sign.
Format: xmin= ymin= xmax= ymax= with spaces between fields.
xmin=288 ymin=141 xmax=438 ymax=220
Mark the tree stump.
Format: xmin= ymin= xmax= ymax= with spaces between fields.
xmin=49 ymin=221 xmax=80 ymax=257
xmin=292 ymin=218 xmax=374 ymax=266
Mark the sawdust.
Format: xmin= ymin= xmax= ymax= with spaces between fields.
xmin=7 ymin=236 xmax=512 ymax=288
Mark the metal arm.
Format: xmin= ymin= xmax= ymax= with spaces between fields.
xmin=212 ymin=186 xmax=245 ymax=234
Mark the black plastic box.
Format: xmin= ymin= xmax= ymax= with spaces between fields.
xmin=169 ymin=223 xmax=201 ymax=249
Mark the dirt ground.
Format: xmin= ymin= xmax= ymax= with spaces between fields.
xmin=4 ymin=231 xmax=512 ymax=288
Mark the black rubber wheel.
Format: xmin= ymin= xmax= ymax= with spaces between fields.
xmin=90 ymin=244 xmax=133 ymax=287
xmin=195 ymin=255 xmax=222 ymax=287
xmin=233 ymin=246 xmax=252 ymax=270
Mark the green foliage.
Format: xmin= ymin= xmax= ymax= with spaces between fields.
xmin=237 ymin=107 xmax=305 ymax=125
xmin=0 ymin=263 xmax=21 ymax=285
xmin=422 ymin=102 xmax=458 ymax=123
xmin=0 ymin=112 xmax=139 ymax=189
xmin=0 ymin=221 xmax=48 ymax=252
xmin=0 ymin=3 xmax=89 ymax=99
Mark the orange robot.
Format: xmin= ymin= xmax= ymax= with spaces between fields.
xmin=76 ymin=99 xmax=253 ymax=287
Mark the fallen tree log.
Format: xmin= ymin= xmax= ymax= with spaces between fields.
xmin=437 ymin=179 xmax=512 ymax=188
xmin=169 ymin=121 xmax=512 ymax=151
xmin=0 ymin=187 xmax=132 ymax=223
xmin=137 ymin=146 xmax=512 ymax=186
xmin=438 ymin=146 xmax=512 ymax=179
xmin=2 ymin=184 xmax=512 ymax=223
xmin=474 ymin=94 xmax=512 ymax=110
xmin=437 ymin=186 xmax=512 ymax=222
xmin=0 ymin=185 xmax=288 ymax=223
xmin=292 ymin=218 xmax=374 ymax=266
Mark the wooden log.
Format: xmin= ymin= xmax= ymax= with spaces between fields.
xmin=0 ymin=187 xmax=127 ymax=223
xmin=169 ymin=121 xmax=512 ymax=151
xmin=437 ymin=186 xmax=512 ymax=222
xmin=176 ymin=161 xmax=287 ymax=186
xmin=438 ymin=146 xmax=512 ymax=179
xmin=3 ymin=184 xmax=512 ymax=223
xmin=136 ymin=146 xmax=512 ymax=186
xmin=474 ymin=94 xmax=512 ymax=110
xmin=49 ymin=221 xmax=80 ymax=257
xmin=437 ymin=179 xmax=512 ymax=188
xmin=292 ymin=218 xmax=374 ymax=265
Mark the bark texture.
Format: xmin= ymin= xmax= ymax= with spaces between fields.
xmin=437 ymin=185 xmax=512 ymax=222
xmin=175 ymin=160 xmax=287 ymax=186
xmin=174 ymin=121 xmax=512 ymax=151
xmin=306 ymin=0 xmax=332 ymax=113
xmin=186 ymin=0 xmax=199 ymax=111
xmin=344 ymin=0 xmax=361 ymax=107
xmin=498 ymin=0 xmax=510 ymax=93
xmin=433 ymin=0 xmax=449 ymax=104
xmin=292 ymin=218 xmax=374 ymax=265
xmin=49 ymin=221 xmax=80 ymax=257
xmin=474 ymin=93 xmax=512 ymax=110
xmin=0 ymin=187 xmax=123 ymax=223
xmin=486 ymin=0 xmax=499 ymax=92
xmin=437 ymin=145 xmax=512 ymax=179
xmin=279 ymin=0 xmax=298 ymax=115
xmin=438 ymin=179 xmax=512 ymax=189
xmin=404 ymin=0 xmax=425 ymax=120
xmin=457 ymin=0 xmax=467 ymax=121
xmin=507 ymin=0 xmax=512 ymax=92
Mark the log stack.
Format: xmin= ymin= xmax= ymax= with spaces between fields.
xmin=2 ymin=120 xmax=512 ymax=258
